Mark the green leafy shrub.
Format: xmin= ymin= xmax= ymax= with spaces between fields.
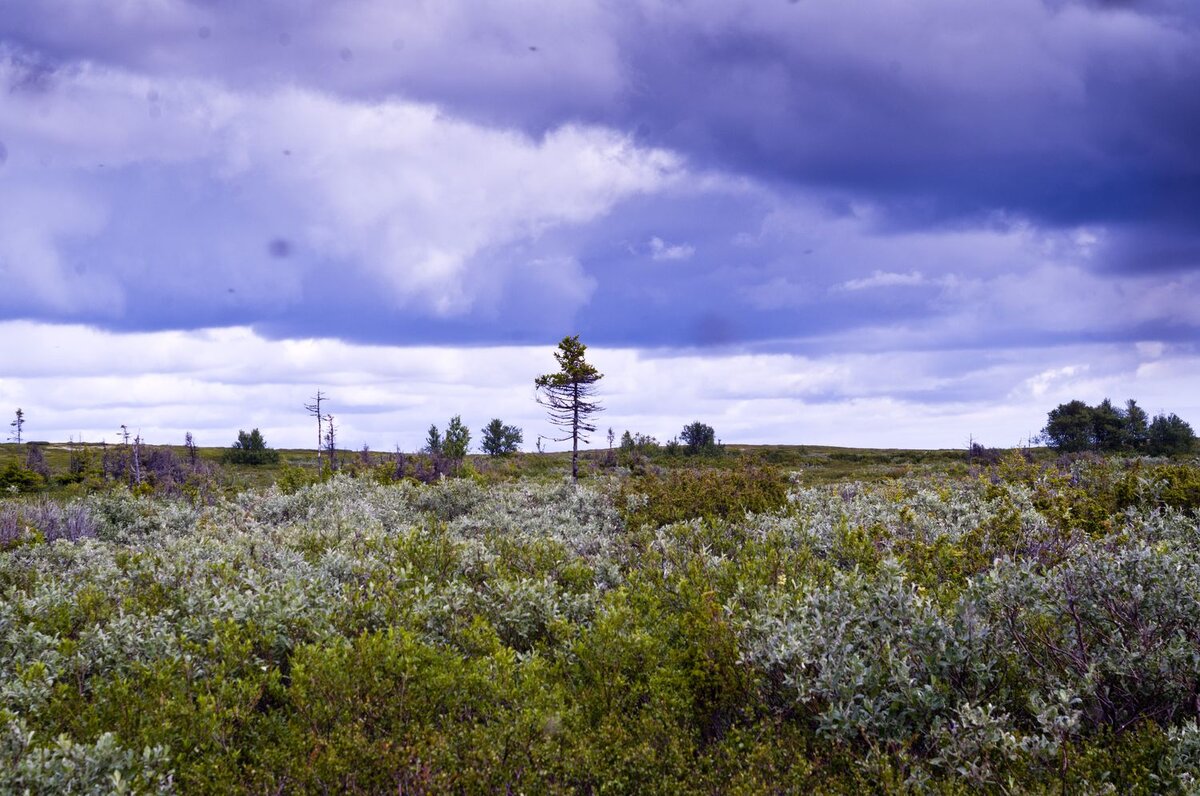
xmin=0 ymin=717 xmax=174 ymax=794
xmin=621 ymin=466 xmax=790 ymax=528
xmin=0 ymin=461 xmax=44 ymax=493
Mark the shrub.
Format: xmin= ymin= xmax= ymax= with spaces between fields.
xmin=0 ymin=461 xmax=44 ymax=493
xmin=222 ymin=429 xmax=279 ymax=465
xmin=2 ymin=460 xmax=1199 ymax=792
xmin=0 ymin=718 xmax=174 ymax=795
xmin=621 ymin=466 xmax=790 ymax=529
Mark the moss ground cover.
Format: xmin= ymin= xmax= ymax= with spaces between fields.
xmin=2 ymin=453 xmax=1199 ymax=793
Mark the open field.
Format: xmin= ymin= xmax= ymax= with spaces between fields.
xmin=1 ymin=440 xmax=1038 ymax=496
xmin=2 ymin=446 xmax=1199 ymax=793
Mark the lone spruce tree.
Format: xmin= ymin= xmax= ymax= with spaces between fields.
xmin=535 ymin=335 xmax=603 ymax=481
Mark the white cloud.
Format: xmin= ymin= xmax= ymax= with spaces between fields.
xmin=648 ymin=236 xmax=695 ymax=261
xmin=0 ymin=56 xmax=683 ymax=320
xmin=3 ymin=322 xmax=1197 ymax=451
xmin=1020 ymin=364 xmax=1088 ymax=399
xmin=837 ymin=270 xmax=926 ymax=291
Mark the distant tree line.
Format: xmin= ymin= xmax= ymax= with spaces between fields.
xmin=1042 ymin=398 xmax=1196 ymax=456
xmin=17 ymin=339 xmax=1195 ymax=494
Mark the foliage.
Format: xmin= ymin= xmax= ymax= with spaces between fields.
xmin=2 ymin=457 xmax=1200 ymax=792
xmin=535 ymin=335 xmax=603 ymax=481
xmin=480 ymin=418 xmax=523 ymax=456
xmin=424 ymin=423 xmax=443 ymax=455
xmin=680 ymin=421 xmax=718 ymax=455
xmin=1043 ymin=398 xmax=1196 ymax=455
xmin=442 ymin=415 xmax=471 ymax=462
xmin=1043 ymin=399 xmax=1101 ymax=452
xmin=0 ymin=461 xmax=44 ymax=493
xmin=222 ymin=428 xmax=280 ymax=465
xmin=1149 ymin=413 xmax=1198 ymax=456
xmin=620 ymin=466 xmax=791 ymax=528
xmin=1 ymin=718 xmax=174 ymax=794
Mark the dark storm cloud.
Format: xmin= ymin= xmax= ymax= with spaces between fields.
xmin=608 ymin=3 xmax=1200 ymax=240
xmin=0 ymin=0 xmax=1197 ymax=353
xmin=4 ymin=0 xmax=1197 ymax=239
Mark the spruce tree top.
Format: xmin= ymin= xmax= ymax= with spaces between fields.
xmin=534 ymin=335 xmax=602 ymax=389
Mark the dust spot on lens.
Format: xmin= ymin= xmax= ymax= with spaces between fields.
xmin=198 ymin=25 xmax=211 ymax=39
xmin=339 ymin=47 xmax=354 ymax=62
xmin=279 ymin=32 xmax=291 ymax=46
xmin=0 ymin=141 xmax=7 ymax=168
xmin=392 ymin=38 xmax=405 ymax=51
xmin=268 ymin=238 xmax=292 ymax=258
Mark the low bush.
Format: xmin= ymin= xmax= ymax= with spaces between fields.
xmin=621 ymin=466 xmax=790 ymax=529
xmin=2 ymin=459 xmax=1199 ymax=792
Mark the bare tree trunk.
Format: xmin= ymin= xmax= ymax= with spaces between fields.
xmin=305 ymin=391 xmax=326 ymax=468
xmin=132 ymin=434 xmax=143 ymax=487
xmin=324 ymin=413 xmax=337 ymax=471
xmin=571 ymin=383 xmax=579 ymax=481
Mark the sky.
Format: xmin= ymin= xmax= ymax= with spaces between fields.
xmin=1 ymin=0 xmax=1198 ymax=451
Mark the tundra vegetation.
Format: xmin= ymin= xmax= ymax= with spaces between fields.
xmin=1 ymin=438 xmax=1199 ymax=793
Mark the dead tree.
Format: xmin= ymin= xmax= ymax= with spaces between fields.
xmin=132 ymin=433 xmax=143 ymax=488
xmin=304 ymin=390 xmax=327 ymax=468
xmin=323 ymin=413 xmax=337 ymax=470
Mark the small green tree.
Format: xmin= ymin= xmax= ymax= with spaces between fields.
xmin=1042 ymin=400 xmax=1094 ymax=452
xmin=1091 ymin=398 xmax=1124 ymax=452
xmin=443 ymin=415 xmax=471 ymax=474
xmin=535 ymin=335 xmax=603 ymax=481
xmin=0 ymin=460 xmax=42 ymax=492
xmin=680 ymin=421 xmax=717 ymax=455
xmin=224 ymin=428 xmax=280 ymax=465
xmin=1121 ymin=399 xmax=1150 ymax=452
xmin=480 ymin=419 xmax=523 ymax=456
xmin=424 ymin=424 xmax=443 ymax=456
xmin=1147 ymin=413 xmax=1197 ymax=456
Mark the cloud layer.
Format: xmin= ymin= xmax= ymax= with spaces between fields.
xmin=2 ymin=322 xmax=1196 ymax=451
xmin=0 ymin=1 xmax=1196 ymax=444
